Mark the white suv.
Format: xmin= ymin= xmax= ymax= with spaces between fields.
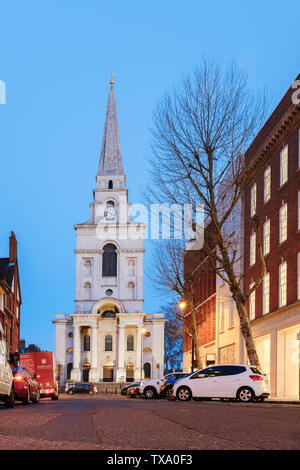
xmin=0 ymin=323 xmax=17 ymax=408
xmin=172 ymin=365 xmax=270 ymax=403
xmin=139 ymin=372 xmax=189 ymax=399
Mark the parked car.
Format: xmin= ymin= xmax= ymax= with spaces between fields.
xmin=172 ymin=365 xmax=270 ymax=403
xmin=160 ymin=373 xmax=192 ymax=400
xmin=120 ymin=383 xmax=133 ymax=396
xmin=12 ymin=365 xmax=40 ymax=404
xmin=66 ymin=384 xmax=97 ymax=395
xmin=139 ymin=372 xmax=191 ymax=399
xmin=126 ymin=382 xmax=141 ymax=398
xmin=0 ymin=323 xmax=19 ymax=408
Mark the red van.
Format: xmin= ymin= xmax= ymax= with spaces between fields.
xmin=20 ymin=352 xmax=59 ymax=400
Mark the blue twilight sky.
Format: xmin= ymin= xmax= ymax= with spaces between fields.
xmin=0 ymin=1 xmax=299 ymax=351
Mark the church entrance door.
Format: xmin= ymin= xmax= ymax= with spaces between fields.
xmin=82 ymin=362 xmax=90 ymax=382
xmin=103 ymin=365 xmax=114 ymax=382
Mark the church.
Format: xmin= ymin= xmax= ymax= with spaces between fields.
xmin=53 ymin=78 xmax=165 ymax=386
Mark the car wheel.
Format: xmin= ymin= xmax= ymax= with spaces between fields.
xmin=5 ymin=386 xmax=15 ymax=408
xmin=23 ymin=388 xmax=31 ymax=405
xmin=166 ymin=388 xmax=175 ymax=401
xmin=144 ymin=387 xmax=157 ymax=399
xmin=177 ymin=386 xmax=192 ymax=401
xmin=237 ymin=387 xmax=254 ymax=403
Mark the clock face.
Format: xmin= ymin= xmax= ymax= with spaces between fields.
xmin=104 ymin=204 xmax=116 ymax=220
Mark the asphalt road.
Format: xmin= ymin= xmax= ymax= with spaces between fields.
xmin=0 ymin=393 xmax=299 ymax=450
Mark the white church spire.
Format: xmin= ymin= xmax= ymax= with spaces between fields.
xmin=97 ymin=76 xmax=124 ymax=176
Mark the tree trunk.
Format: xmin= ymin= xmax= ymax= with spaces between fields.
xmin=190 ymin=304 xmax=202 ymax=369
xmin=235 ymin=299 xmax=261 ymax=368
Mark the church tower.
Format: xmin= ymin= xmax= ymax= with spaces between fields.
xmin=53 ymin=79 xmax=165 ymax=386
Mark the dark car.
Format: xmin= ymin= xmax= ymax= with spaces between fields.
xmin=120 ymin=383 xmax=134 ymax=396
xmin=160 ymin=373 xmax=192 ymax=400
xmin=12 ymin=365 xmax=40 ymax=405
xmin=126 ymin=382 xmax=141 ymax=398
xmin=67 ymin=384 xmax=97 ymax=395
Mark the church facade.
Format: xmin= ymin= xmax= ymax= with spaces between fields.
xmin=53 ymin=80 xmax=165 ymax=386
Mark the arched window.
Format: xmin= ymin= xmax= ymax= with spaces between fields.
xmin=102 ymin=244 xmax=117 ymax=277
xmin=105 ymin=335 xmax=112 ymax=351
xmin=101 ymin=310 xmax=116 ymax=318
xmin=128 ymin=282 xmax=135 ymax=299
xmin=83 ymin=335 xmax=90 ymax=351
xmin=84 ymin=282 xmax=91 ymax=299
xmin=67 ymin=363 xmax=73 ymax=380
xmin=144 ymin=362 xmax=151 ymax=379
xmin=127 ymin=335 xmax=134 ymax=351
xmin=108 ymin=180 xmax=113 ymax=189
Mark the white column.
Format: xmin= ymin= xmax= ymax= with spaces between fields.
xmin=89 ymin=325 xmax=98 ymax=382
xmin=71 ymin=325 xmax=81 ymax=382
xmin=91 ymin=326 xmax=98 ymax=369
xmin=116 ymin=324 xmax=125 ymax=382
xmin=136 ymin=325 xmax=142 ymax=380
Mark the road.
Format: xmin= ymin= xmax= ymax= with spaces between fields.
xmin=0 ymin=394 xmax=299 ymax=450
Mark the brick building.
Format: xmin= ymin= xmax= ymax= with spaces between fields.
xmin=183 ymin=224 xmax=216 ymax=371
xmin=183 ymin=75 xmax=300 ymax=398
xmin=243 ymin=75 xmax=300 ymax=398
xmin=0 ymin=232 xmax=22 ymax=353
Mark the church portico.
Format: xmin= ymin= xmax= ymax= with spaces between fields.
xmin=53 ymin=79 xmax=165 ymax=388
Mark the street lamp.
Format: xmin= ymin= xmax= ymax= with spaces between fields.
xmin=141 ymin=327 xmax=147 ymax=380
xmin=178 ymin=300 xmax=186 ymax=310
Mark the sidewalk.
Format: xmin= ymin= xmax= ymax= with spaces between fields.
xmin=265 ymin=397 xmax=300 ymax=405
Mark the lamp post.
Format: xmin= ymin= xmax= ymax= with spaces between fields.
xmin=141 ymin=327 xmax=147 ymax=380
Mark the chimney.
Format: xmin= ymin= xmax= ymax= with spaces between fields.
xmin=9 ymin=231 xmax=17 ymax=263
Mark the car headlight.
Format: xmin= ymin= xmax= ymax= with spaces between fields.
xmin=140 ymin=382 xmax=144 ymax=387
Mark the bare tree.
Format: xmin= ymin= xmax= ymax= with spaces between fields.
xmin=148 ymin=59 xmax=268 ymax=367
xmin=163 ymin=302 xmax=183 ymax=372
xmin=149 ymin=239 xmax=203 ymax=369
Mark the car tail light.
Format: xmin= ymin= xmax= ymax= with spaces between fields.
xmin=249 ymin=375 xmax=263 ymax=381
xmin=14 ymin=374 xmax=23 ymax=381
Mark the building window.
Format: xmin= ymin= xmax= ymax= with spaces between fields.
xmin=108 ymin=180 xmax=113 ymax=189
xmin=67 ymin=363 xmax=73 ymax=380
xmin=298 ymin=253 xmax=300 ymax=300
xmin=263 ymin=273 xmax=270 ymax=315
xmin=250 ymin=232 xmax=256 ymax=266
xmin=249 ymin=283 xmax=255 ymax=320
xmin=263 ymin=219 xmax=270 ymax=255
xmin=83 ymin=335 xmax=90 ymax=352
xmin=144 ymin=362 xmax=151 ymax=379
xmin=127 ymin=281 xmax=135 ymax=299
xmin=279 ymin=262 xmax=287 ymax=308
xmin=220 ymin=302 xmax=225 ymax=332
xmin=280 ymin=145 xmax=288 ymax=186
xmin=250 ymin=183 xmax=257 ymax=217
xmin=127 ymin=335 xmax=134 ymax=351
xmin=279 ymin=203 xmax=287 ymax=244
xmin=229 ymin=298 xmax=235 ymax=328
xmin=298 ymin=191 xmax=300 ymax=230
xmin=105 ymin=335 xmax=112 ymax=351
xmin=264 ymin=166 xmax=271 ymax=203
xmin=232 ymin=207 xmax=236 ymax=233
xmin=102 ymin=244 xmax=117 ymax=277
xmin=84 ymin=282 xmax=91 ymax=299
